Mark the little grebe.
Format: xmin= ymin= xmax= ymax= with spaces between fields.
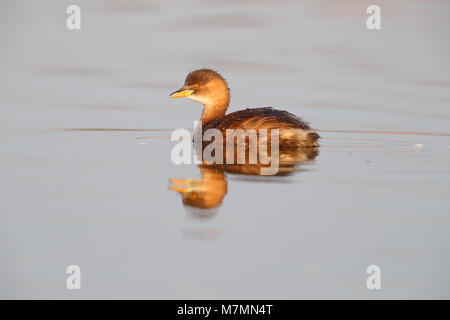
xmin=170 ymin=69 xmax=319 ymax=148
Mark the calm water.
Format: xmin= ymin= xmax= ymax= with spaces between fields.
xmin=1 ymin=0 xmax=449 ymax=299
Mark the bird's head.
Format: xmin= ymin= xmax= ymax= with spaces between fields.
xmin=169 ymin=69 xmax=230 ymax=108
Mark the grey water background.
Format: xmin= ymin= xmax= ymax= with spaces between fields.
xmin=1 ymin=0 xmax=449 ymax=299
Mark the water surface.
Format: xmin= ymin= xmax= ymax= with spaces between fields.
xmin=0 ymin=0 xmax=449 ymax=299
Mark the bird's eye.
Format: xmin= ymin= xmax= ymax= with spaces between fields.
xmin=193 ymin=84 xmax=199 ymax=90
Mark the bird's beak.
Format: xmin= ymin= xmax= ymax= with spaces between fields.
xmin=169 ymin=87 xmax=194 ymax=98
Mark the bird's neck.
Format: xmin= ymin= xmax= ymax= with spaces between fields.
xmin=200 ymin=102 xmax=228 ymax=126
xmin=191 ymin=80 xmax=230 ymax=126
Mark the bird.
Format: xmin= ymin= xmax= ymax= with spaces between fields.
xmin=169 ymin=68 xmax=319 ymax=149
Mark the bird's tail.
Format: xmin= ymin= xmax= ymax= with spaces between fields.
xmin=279 ymin=128 xmax=320 ymax=148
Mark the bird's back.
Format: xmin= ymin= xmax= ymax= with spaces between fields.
xmin=203 ymin=107 xmax=320 ymax=148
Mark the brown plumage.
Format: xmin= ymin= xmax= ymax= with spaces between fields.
xmin=170 ymin=68 xmax=319 ymax=148
xmin=204 ymin=107 xmax=320 ymax=149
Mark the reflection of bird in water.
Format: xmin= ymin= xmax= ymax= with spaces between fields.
xmin=170 ymin=167 xmax=227 ymax=210
xmin=169 ymin=148 xmax=318 ymax=212
xmin=170 ymin=69 xmax=320 ymax=148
